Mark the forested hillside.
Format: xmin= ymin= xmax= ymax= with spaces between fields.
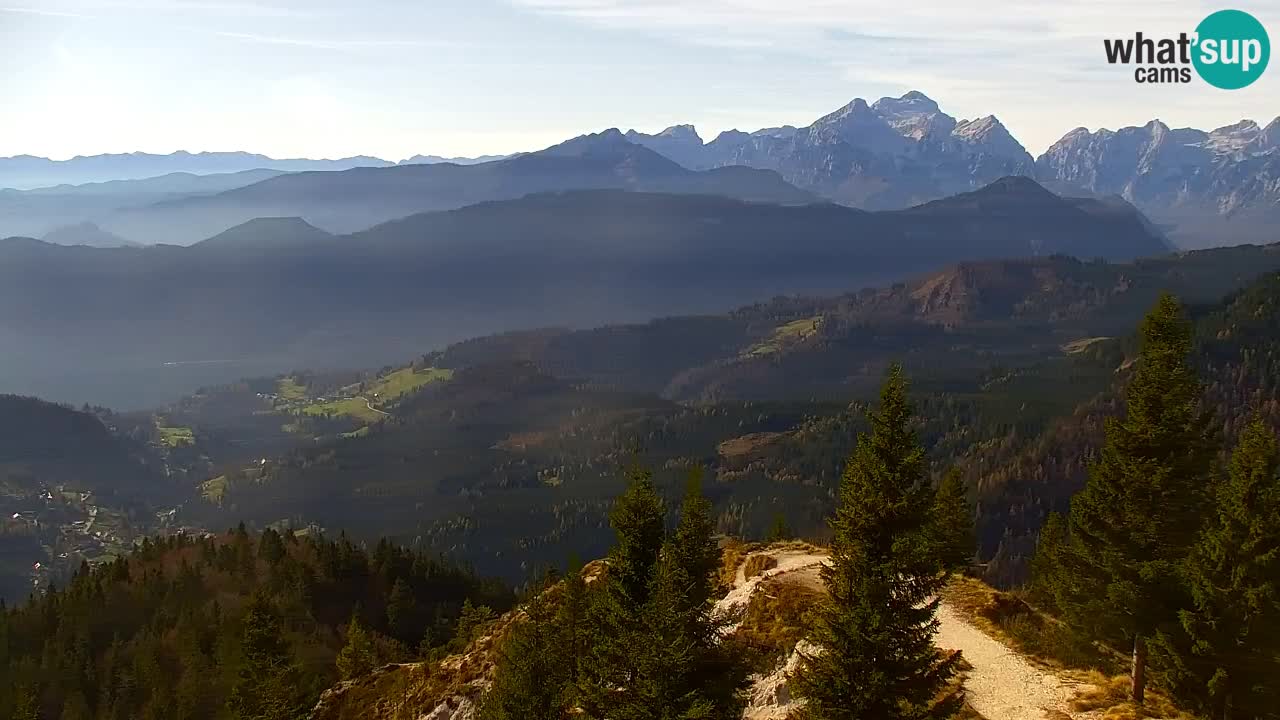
xmin=180 ymin=245 xmax=1280 ymax=587
xmin=0 ymin=529 xmax=511 ymax=720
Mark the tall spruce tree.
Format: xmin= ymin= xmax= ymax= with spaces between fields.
xmin=791 ymin=364 xmax=962 ymax=720
xmin=557 ymin=557 xmax=589 ymax=690
xmin=335 ymin=614 xmax=376 ymax=680
xmin=479 ymin=591 xmax=573 ymax=720
xmin=640 ymin=474 xmax=747 ymax=720
xmin=670 ymin=470 xmax=720 ymax=613
xmin=577 ymin=467 xmax=667 ymax=716
xmin=227 ymin=594 xmax=307 ymax=720
xmin=1028 ymin=512 xmax=1068 ymax=610
xmin=931 ymin=468 xmax=976 ymax=573
xmin=1060 ymin=293 xmax=1215 ymax=703
xmin=1160 ymin=419 xmax=1280 ymax=719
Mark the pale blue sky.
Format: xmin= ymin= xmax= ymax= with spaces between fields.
xmin=1 ymin=0 xmax=1276 ymax=160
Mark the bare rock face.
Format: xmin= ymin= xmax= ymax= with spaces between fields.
xmin=1035 ymin=117 xmax=1280 ymax=223
xmin=626 ymin=91 xmax=1035 ymax=210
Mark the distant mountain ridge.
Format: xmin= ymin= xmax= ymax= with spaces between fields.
xmin=622 ymin=92 xmax=1279 ymax=249
xmin=94 ymin=130 xmax=816 ymax=245
xmin=0 ymin=150 xmax=503 ymax=190
xmin=0 ymin=178 xmax=1166 ymax=408
xmin=626 ymin=91 xmax=1035 ymax=210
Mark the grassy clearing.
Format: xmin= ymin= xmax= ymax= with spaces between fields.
xmin=743 ymin=316 xmax=822 ymax=357
xmin=201 ymin=475 xmax=227 ymax=503
xmin=276 ymin=376 xmax=308 ymax=402
xmin=303 ymin=397 xmax=383 ymax=423
xmin=942 ymin=576 xmax=1122 ymax=674
xmin=156 ymin=424 xmax=195 ymax=447
xmin=368 ymin=367 xmax=453 ymax=401
xmin=717 ymin=431 xmax=785 ymax=459
xmin=1062 ymin=337 xmax=1114 ymax=354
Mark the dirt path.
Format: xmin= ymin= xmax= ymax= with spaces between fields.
xmin=358 ymin=396 xmax=390 ymax=418
xmin=727 ymin=548 xmax=1087 ymax=720
xmin=935 ymin=601 xmax=1082 ymax=720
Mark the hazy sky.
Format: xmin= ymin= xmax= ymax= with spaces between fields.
xmin=1 ymin=0 xmax=1276 ymax=160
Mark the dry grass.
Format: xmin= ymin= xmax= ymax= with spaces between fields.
xmin=1068 ymin=671 xmax=1188 ymax=720
xmin=743 ymin=554 xmax=778 ymax=580
xmin=718 ymin=538 xmax=757 ymax=588
xmin=717 ymin=431 xmax=785 ymax=459
xmin=942 ymin=577 xmax=1121 ymax=674
xmin=732 ymin=578 xmax=823 ymax=671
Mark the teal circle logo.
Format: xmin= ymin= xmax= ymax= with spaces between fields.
xmin=1193 ymin=10 xmax=1270 ymax=89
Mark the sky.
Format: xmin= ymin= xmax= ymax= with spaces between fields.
xmin=1 ymin=0 xmax=1276 ymax=161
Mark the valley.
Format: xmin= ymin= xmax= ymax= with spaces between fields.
xmin=3 ymin=68 xmax=1279 ymax=718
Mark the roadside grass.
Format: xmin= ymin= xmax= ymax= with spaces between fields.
xmin=1067 ymin=671 xmax=1189 ymax=720
xmin=942 ymin=576 xmax=1121 ymax=674
xmin=743 ymin=554 xmax=778 ymax=580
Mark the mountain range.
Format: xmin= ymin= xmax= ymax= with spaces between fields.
xmin=0 ymin=177 xmax=1166 ymax=408
xmin=4 ymin=92 xmax=1276 ymax=249
xmin=85 ymin=130 xmax=812 ymax=245
xmin=621 ymin=92 xmax=1279 ymax=248
xmin=0 ymin=150 xmax=505 ymax=191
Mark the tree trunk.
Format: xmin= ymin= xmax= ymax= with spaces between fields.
xmin=1130 ymin=634 xmax=1147 ymax=704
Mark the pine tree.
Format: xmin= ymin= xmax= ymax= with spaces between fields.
xmin=1027 ymin=512 xmax=1068 ymax=609
xmin=227 ymin=594 xmax=307 ymax=720
xmin=791 ymin=364 xmax=962 ymax=720
xmin=636 ymin=478 xmax=747 ymax=720
xmin=386 ymin=578 xmax=417 ymax=644
xmin=766 ymin=513 xmax=793 ymax=543
xmin=556 ymin=557 xmax=589 ymax=688
xmin=336 ymin=614 xmax=377 ymax=680
xmin=931 ymin=468 xmax=975 ymax=573
xmin=577 ymin=467 xmax=666 ymax=717
xmin=669 ymin=469 xmax=720 ymax=612
xmin=479 ymin=592 xmax=573 ymax=720
xmin=632 ymin=544 xmax=709 ymax=720
xmin=1060 ymin=294 xmax=1215 ymax=704
xmin=1161 ymin=419 xmax=1280 ymax=719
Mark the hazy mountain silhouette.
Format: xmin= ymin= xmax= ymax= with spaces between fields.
xmin=0 ymin=179 xmax=1166 ymax=407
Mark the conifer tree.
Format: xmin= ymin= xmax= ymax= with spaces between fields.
xmin=479 ymin=592 xmax=573 ymax=720
xmin=1161 ymin=419 xmax=1280 ymax=719
xmin=556 ymin=557 xmax=589 ymax=687
xmin=931 ymin=468 xmax=975 ymax=573
xmin=577 ymin=467 xmax=666 ymax=716
xmin=336 ymin=614 xmax=376 ymax=680
xmin=1060 ymin=293 xmax=1215 ymax=703
xmin=385 ymin=578 xmax=416 ymax=643
xmin=791 ymin=364 xmax=962 ymax=720
xmin=766 ymin=513 xmax=793 ymax=543
xmin=227 ymin=594 xmax=306 ymax=720
xmin=670 ymin=469 xmax=720 ymax=612
xmin=1028 ymin=511 xmax=1068 ymax=609
xmin=637 ymin=479 xmax=747 ymax=720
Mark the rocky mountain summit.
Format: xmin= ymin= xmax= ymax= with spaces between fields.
xmin=626 ymin=91 xmax=1034 ymax=210
xmin=626 ymin=93 xmax=1279 ymax=248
